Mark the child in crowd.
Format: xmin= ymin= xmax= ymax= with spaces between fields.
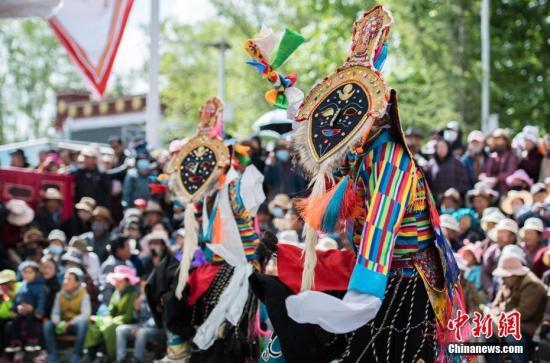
xmin=0 ymin=270 xmax=17 ymax=354
xmin=43 ymin=267 xmax=91 ymax=363
xmin=84 ymin=265 xmax=139 ymax=362
xmin=6 ymin=261 xmax=48 ymax=354
xmin=458 ymin=244 xmax=483 ymax=291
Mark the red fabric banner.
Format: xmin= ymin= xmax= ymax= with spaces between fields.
xmin=0 ymin=168 xmax=75 ymax=220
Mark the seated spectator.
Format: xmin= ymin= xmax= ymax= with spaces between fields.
xmin=439 ymin=188 xmax=461 ymax=215
xmin=171 ymin=200 xmax=185 ymax=229
xmin=43 ymin=268 xmax=91 ymax=363
xmin=9 ymin=149 xmax=30 ymax=168
xmin=34 ymin=188 xmax=64 ymax=236
xmin=505 ymin=169 xmax=533 ymax=192
xmin=452 ymin=208 xmax=484 ymax=244
xmin=532 ymin=182 xmax=548 ymax=203
xmin=439 ymin=214 xmax=463 ymax=251
xmin=61 ymin=248 xmax=100 ymax=314
xmin=116 ymin=281 xmax=163 ymax=363
xmin=466 ymin=182 xmax=498 ymax=217
xmin=487 ymin=253 xmax=547 ymax=363
xmin=454 ymin=254 xmax=481 ymax=314
xmin=1 ymin=199 xmax=35 ymax=268
xmin=45 ymin=229 xmax=67 ymax=263
xmin=68 ymin=236 xmax=101 ymax=286
xmin=142 ymin=202 xmax=165 ymax=234
xmin=479 ymin=208 xmax=506 ymax=247
xmin=122 ymin=219 xmax=142 ymax=241
xmin=40 ymin=256 xmax=61 ymax=318
xmin=540 ymin=135 xmax=550 ymax=181
xmin=427 ymin=139 xmax=469 ymax=197
xmin=519 ymin=217 xmax=545 ymax=268
xmin=100 ymin=235 xmax=135 ymax=305
xmin=18 ymin=227 xmax=48 ymax=264
xmin=0 ymin=270 xmax=17 ymax=354
xmin=517 ymin=125 xmax=543 ymax=181
xmin=482 ymin=218 xmax=518 ymax=297
xmin=62 ymin=197 xmax=95 ymax=240
xmin=5 ymin=261 xmax=47 ymax=354
xmin=501 ymin=190 xmax=533 ymax=219
xmin=458 ymin=244 xmax=483 ymax=291
xmin=480 ymin=128 xmax=518 ymax=195
xmin=83 ymin=207 xmax=114 ymax=262
xmin=84 ymin=265 xmax=139 ymax=362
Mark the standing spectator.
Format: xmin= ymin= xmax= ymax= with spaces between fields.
xmin=1 ymin=200 xmax=34 ymax=268
xmin=443 ymin=121 xmax=465 ymax=157
xmin=461 ymin=130 xmax=486 ymax=188
xmin=40 ymin=256 xmax=61 ymax=318
xmin=264 ymin=140 xmax=307 ymax=200
xmin=108 ymin=136 xmax=127 ymax=168
xmin=539 ymin=134 xmax=550 ymax=181
xmin=480 ymin=128 xmax=519 ymax=195
xmin=9 ymin=149 xmax=30 ymax=168
xmin=488 ymin=254 xmax=547 ymax=363
xmin=34 ymin=188 xmax=64 ymax=236
xmin=62 ymin=197 xmax=95 ymax=240
xmin=116 ymin=281 xmax=163 ymax=363
xmin=122 ymin=155 xmax=154 ymax=209
xmin=142 ymin=202 xmax=165 ymax=234
xmin=100 ymin=235 xmax=135 ymax=305
xmin=74 ymin=147 xmax=111 ymax=208
xmin=43 ymin=268 xmax=90 ymax=363
xmin=68 ymin=236 xmax=101 ymax=286
xmin=519 ymin=217 xmax=545 ymax=268
xmin=84 ymin=207 xmax=114 ymax=262
xmin=5 ymin=261 xmax=47 ymax=354
xmin=405 ymin=127 xmax=429 ymax=169
xmin=482 ymin=219 xmax=518 ymax=296
xmin=517 ymin=126 xmax=543 ymax=181
xmin=58 ymin=149 xmax=78 ymax=175
xmin=427 ymin=139 xmax=469 ymax=197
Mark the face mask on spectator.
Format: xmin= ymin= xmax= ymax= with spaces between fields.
xmin=440 ymin=206 xmax=456 ymax=214
xmin=91 ymin=221 xmax=108 ymax=234
xmin=275 ymin=150 xmax=290 ymax=162
xmin=48 ymin=245 xmax=64 ymax=256
xmin=443 ymin=130 xmax=458 ymax=143
xmin=272 ymin=207 xmax=284 ymax=218
xmin=137 ymin=159 xmax=151 ymax=171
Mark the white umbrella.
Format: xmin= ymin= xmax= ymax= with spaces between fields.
xmin=252 ymin=109 xmax=294 ymax=137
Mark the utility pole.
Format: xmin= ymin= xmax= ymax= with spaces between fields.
xmin=481 ymin=0 xmax=490 ymax=133
xmin=146 ymin=0 xmax=161 ymax=148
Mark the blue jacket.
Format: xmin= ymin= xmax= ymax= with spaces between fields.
xmin=122 ymin=169 xmax=152 ymax=207
xmin=14 ymin=277 xmax=48 ymax=317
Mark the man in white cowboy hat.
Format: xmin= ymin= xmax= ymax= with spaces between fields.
xmin=519 ymin=217 xmax=545 ymax=268
xmin=439 ymin=214 xmax=463 ymax=251
xmin=467 ymin=182 xmax=499 ymax=217
xmin=488 ymin=253 xmax=547 ymax=362
xmin=34 ymin=188 xmax=64 ymax=236
xmin=482 ymin=218 xmax=518 ymax=296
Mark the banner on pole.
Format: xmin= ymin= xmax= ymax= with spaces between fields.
xmin=49 ymin=0 xmax=134 ymax=97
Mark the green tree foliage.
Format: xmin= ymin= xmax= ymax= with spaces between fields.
xmin=0 ymin=19 xmax=81 ymax=142
xmin=161 ymin=0 xmax=549 ymax=138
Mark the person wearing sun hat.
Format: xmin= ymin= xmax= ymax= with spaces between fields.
xmin=490 ymin=252 xmax=547 ymax=360
xmin=517 ymin=125 xmax=544 ymax=181
xmin=0 ymin=269 xmax=17 ymax=353
xmin=34 ymin=188 xmax=64 ymax=236
xmin=518 ymin=217 xmax=545 ymax=268
xmin=84 ymin=265 xmax=139 ymax=362
xmin=83 ymin=206 xmax=114 ymax=262
xmin=439 ymin=214 xmax=463 ymax=251
xmin=61 ymin=196 xmax=95 ymax=240
xmin=1 ymin=199 xmax=35 ymax=254
xmin=482 ymin=218 xmax=518 ymax=296
xmin=531 ymin=182 xmax=549 ymax=204
xmin=439 ymin=188 xmax=461 ymax=215
xmin=466 ymin=182 xmax=499 ymax=217
xmin=480 ymin=207 xmax=506 ymax=235
xmin=19 ymin=227 xmax=49 ymax=264
xmin=501 ymin=189 xmax=533 ymax=218
xmin=505 ymin=169 xmax=534 ymax=191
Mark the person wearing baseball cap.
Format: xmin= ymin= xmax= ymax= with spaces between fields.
xmin=491 ymin=252 xmax=546 ymax=359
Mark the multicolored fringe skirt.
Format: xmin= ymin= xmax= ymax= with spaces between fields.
xmin=249 ymin=271 xmax=436 ymax=363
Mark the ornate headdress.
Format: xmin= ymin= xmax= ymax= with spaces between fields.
xmin=168 ymin=97 xmax=230 ymax=299
xmin=293 ymin=5 xmax=394 ymax=291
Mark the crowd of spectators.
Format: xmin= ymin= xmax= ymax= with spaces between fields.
xmin=0 ymin=122 xmax=548 ymax=362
